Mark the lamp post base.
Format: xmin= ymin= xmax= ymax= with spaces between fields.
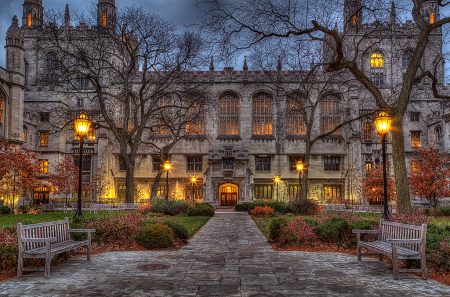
xmin=73 ymin=208 xmax=85 ymax=219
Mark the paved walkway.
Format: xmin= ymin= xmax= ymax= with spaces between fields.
xmin=1 ymin=213 xmax=449 ymax=296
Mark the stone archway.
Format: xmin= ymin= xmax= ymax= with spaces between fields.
xmin=218 ymin=183 xmax=238 ymax=206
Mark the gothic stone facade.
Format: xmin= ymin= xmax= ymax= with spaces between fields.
xmin=0 ymin=0 xmax=448 ymax=207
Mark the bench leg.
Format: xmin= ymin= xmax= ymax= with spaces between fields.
xmin=391 ymin=244 xmax=399 ymax=280
xmin=17 ymin=254 xmax=23 ymax=278
xmin=356 ymin=234 xmax=361 ymax=261
xmin=421 ymin=257 xmax=428 ymax=280
xmin=87 ymin=232 xmax=92 ymax=261
xmin=45 ymin=257 xmax=51 ymax=277
xmin=64 ymin=251 xmax=69 ymax=260
xmin=378 ymin=253 xmax=383 ymax=261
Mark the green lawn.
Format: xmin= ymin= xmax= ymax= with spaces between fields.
xmin=177 ymin=217 xmax=210 ymax=238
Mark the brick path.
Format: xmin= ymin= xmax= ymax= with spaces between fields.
xmin=1 ymin=212 xmax=449 ymax=296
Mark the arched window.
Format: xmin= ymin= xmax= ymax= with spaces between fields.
xmin=370 ymin=53 xmax=384 ymax=86
xmin=435 ymin=126 xmax=441 ymax=140
xmin=103 ymin=12 xmax=107 ymax=27
xmin=252 ymin=92 xmax=273 ymax=135
xmin=402 ymin=53 xmax=411 ymax=68
xmin=28 ymin=13 xmax=32 ymax=27
xmin=430 ymin=11 xmax=435 ymax=24
xmin=363 ymin=122 xmax=372 ymax=140
xmin=286 ymin=94 xmax=306 ymax=135
xmin=320 ymin=94 xmax=340 ymax=134
xmin=186 ymin=100 xmax=205 ymax=135
xmin=219 ymin=93 xmax=239 ymax=135
xmin=152 ymin=96 xmax=171 ymax=135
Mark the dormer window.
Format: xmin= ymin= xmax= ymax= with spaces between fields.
xmin=430 ymin=11 xmax=434 ymax=24
xmin=103 ymin=12 xmax=107 ymax=27
xmin=28 ymin=13 xmax=32 ymax=27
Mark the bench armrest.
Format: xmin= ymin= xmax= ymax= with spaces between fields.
xmin=352 ymin=230 xmax=380 ymax=234
xmin=68 ymin=229 xmax=96 ymax=233
xmin=386 ymin=239 xmax=422 ymax=244
xmin=22 ymin=237 xmax=57 ymax=243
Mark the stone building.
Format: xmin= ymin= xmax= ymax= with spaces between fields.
xmin=0 ymin=0 xmax=447 ymax=207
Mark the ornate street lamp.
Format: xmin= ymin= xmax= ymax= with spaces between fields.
xmin=374 ymin=111 xmax=392 ymax=220
xmin=164 ymin=160 xmax=171 ymax=200
xmin=296 ymin=161 xmax=303 ymax=199
xmin=190 ymin=175 xmax=196 ymax=203
xmin=274 ymin=176 xmax=280 ymax=201
xmin=73 ymin=110 xmax=91 ymax=218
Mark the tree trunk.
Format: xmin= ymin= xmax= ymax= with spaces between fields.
xmin=125 ymin=165 xmax=135 ymax=203
xmin=391 ymin=115 xmax=411 ymax=215
xmin=301 ymin=146 xmax=311 ymax=200
xmin=150 ymin=169 xmax=164 ymax=199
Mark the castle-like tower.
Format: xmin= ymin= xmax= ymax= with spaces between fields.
xmin=22 ymin=0 xmax=44 ymax=28
xmin=98 ymin=0 xmax=116 ymax=28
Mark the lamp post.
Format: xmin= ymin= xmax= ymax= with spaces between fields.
xmin=274 ymin=176 xmax=280 ymax=201
xmin=374 ymin=111 xmax=392 ymax=220
xmin=296 ymin=161 xmax=303 ymax=199
xmin=164 ymin=160 xmax=171 ymax=200
xmin=73 ymin=110 xmax=91 ymax=218
xmin=191 ymin=175 xmax=196 ymax=203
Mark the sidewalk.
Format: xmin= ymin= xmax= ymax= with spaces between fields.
xmin=0 ymin=212 xmax=449 ymax=296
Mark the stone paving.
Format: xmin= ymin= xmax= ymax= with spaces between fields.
xmin=1 ymin=212 xmax=450 ymax=296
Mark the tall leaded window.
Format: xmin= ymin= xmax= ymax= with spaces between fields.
xmin=411 ymin=132 xmax=421 ymax=147
xmin=324 ymin=157 xmax=340 ymax=171
xmin=320 ymin=94 xmax=340 ymax=134
xmin=324 ymin=185 xmax=341 ymax=200
xmin=370 ymin=52 xmax=384 ymax=85
xmin=39 ymin=159 xmax=48 ymax=174
xmin=219 ymin=93 xmax=239 ymax=135
xmin=187 ymin=156 xmax=202 ymax=171
xmin=430 ymin=11 xmax=435 ymax=24
xmin=186 ymin=101 xmax=205 ymax=135
xmin=40 ymin=132 xmax=49 ymax=146
xmin=103 ymin=12 xmax=107 ymax=27
xmin=402 ymin=53 xmax=410 ymax=68
xmin=255 ymin=157 xmax=271 ymax=171
xmin=0 ymin=95 xmax=3 ymax=123
xmin=28 ymin=13 xmax=32 ymax=27
xmin=363 ymin=122 xmax=372 ymax=140
xmin=46 ymin=52 xmax=58 ymax=85
xmin=286 ymin=94 xmax=306 ymax=135
xmin=254 ymin=185 xmax=273 ymax=199
xmin=152 ymin=96 xmax=171 ymax=135
xmin=153 ymin=156 xmax=161 ymax=171
xmin=186 ymin=184 xmax=203 ymax=201
xmin=252 ymin=93 xmax=273 ymax=135
xmin=436 ymin=126 xmax=442 ymax=140
xmin=223 ymin=159 xmax=234 ymax=169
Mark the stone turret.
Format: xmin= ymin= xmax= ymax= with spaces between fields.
xmin=22 ymin=0 xmax=44 ymax=28
xmin=344 ymin=0 xmax=362 ymax=32
xmin=65 ymin=4 xmax=71 ymax=27
xmin=6 ymin=16 xmax=25 ymax=73
xmin=98 ymin=0 xmax=116 ymax=28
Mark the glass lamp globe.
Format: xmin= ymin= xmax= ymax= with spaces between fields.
xmin=374 ymin=112 xmax=391 ymax=135
xmin=74 ymin=111 xmax=91 ymax=136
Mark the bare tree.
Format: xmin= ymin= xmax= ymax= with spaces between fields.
xmin=37 ymin=6 xmax=209 ymax=203
xmin=197 ymin=0 xmax=450 ymax=214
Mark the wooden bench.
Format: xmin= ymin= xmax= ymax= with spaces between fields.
xmin=17 ymin=218 xmax=95 ymax=277
xmin=93 ymin=203 xmax=116 ymax=214
xmin=41 ymin=203 xmax=71 ymax=214
xmin=350 ymin=205 xmax=368 ymax=213
xmin=353 ymin=218 xmax=427 ymax=280
xmin=323 ymin=204 xmax=346 ymax=212
xmin=117 ymin=203 xmax=140 ymax=212
xmin=70 ymin=203 xmax=98 ymax=213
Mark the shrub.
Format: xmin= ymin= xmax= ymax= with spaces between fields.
xmin=235 ymin=203 xmax=252 ymax=212
xmin=315 ymin=217 xmax=351 ymax=247
xmin=150 ymin=198 xmax=167 ymax=214
xmin=235 ymin=201 xmax=287 ymax=213
xmin=426 ymin=224 xmax=450 ymax=269
xmin=17 ymin=205 xmax=29 ymax=214
xmin=286 ymin=199 xmax=318 ymax=215
xmin=0 ymin=205 xmax=12 ymax=215
xmin=437 ymin=206 xmax=450 ymax=216
xmin=429 ymin=237 xmax=450 ymax=270
xmin=162 ymin=220 xmax=189 ymax=240
xmin=269 ymin=217 xmax=288 ymax=240
xmin=277 ymin=218 xmax=318 ymax=247
xmin=136 ymin=224 xmax=174 ymax=249
xmin=250 ymin=205 xmax=274 ymax=217
xmin=188 ymin=204 xmax=215 ymax=216
xmin=164 ymin=199 xmax=191 ymax=216
xmin=0 ymin=229 xmax=17 ymax=271
xmin=139 ymin=203 xmax=152 ymax=214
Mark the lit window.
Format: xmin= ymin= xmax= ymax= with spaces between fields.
xmin=254 ymin=185 xmax=273 ymax=199
xmin=430 ymin=11 xmax=434 ymax=24
xmin=411 ymin=132 xmax=421 ymax=147
xmin=324 ymin=185 xmax=341 ymax=200
xmin=289 ymin=185 xmax=301 ymax=199
xmin=186 ymin=101 xmax=205 ymax=135
xmin=23 ymin=129 xmax=27 ymax=142
xmin=365 ymin=163 xmax=372 ymax=172
xmin=353 ymin=14 xmax=357 ymax=25
xmin=411 ymin=160 xmax=420 ymax=174
xmin=371 ymin=53 xmax=384 ymax=68
xmin=88 ymin=130 xmax=96 ymax=140
xmin=320 ymin=94 xmax=340 ymax=134
xmin=28 ymin=13 xmax=32 ymax=27
xmin=436 ymin=126 xmax=441 ymax=140
xmin=103 ymin=12 xmax=107 ymax=27
xmin=39 ymin=159 xmax=48 ymax=174
xmin=363 ymin=122 xmax=372 ymax=140
xmin=40 ymin=132 xmax=49 ymax=146
xmin=252 ymin=93 xmax=273 ymax=135
xmin=219 ymin=93 xmax=239 ymax=135
xmin=286 ymin=95 xmax=306 ymax=135
xmin=152 ymin=97 xmax=171 ymax=135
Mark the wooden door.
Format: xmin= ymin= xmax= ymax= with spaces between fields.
xmin=221 ymin=193 xmax=237 ymax=206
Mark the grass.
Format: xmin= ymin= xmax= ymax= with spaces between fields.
xmin=177 ymin=217 xmax=210 ymax=239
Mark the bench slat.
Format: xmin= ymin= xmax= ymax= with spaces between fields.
xmin=23 ymin=240 xmax=90 ymax=258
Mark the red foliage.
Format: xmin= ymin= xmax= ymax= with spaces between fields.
xmin=389 ymin=212 xmax=429 ymax=225
xmin=139 ymin=203 xmax=152 ymax=214
xmin=277 ymin=217 xmax=318 ymax=247
xmin=250 ymin=205 xmax=274 ymax=217
xmin=409 ymin=146 xmax=450 ymax=211
xmin=48 ymin=155 xmax=78 ymax=202
xmin=0 ymin=139 xmax=40 ymax=212
xmin=361 ymin=164 xmax=396 ymax=203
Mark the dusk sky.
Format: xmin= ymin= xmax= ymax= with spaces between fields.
xmin=0 ymin=0 xmax=448 ymax=77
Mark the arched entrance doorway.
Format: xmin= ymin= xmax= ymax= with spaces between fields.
xmin=219 ymin=183 xmax=238 ymax=206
